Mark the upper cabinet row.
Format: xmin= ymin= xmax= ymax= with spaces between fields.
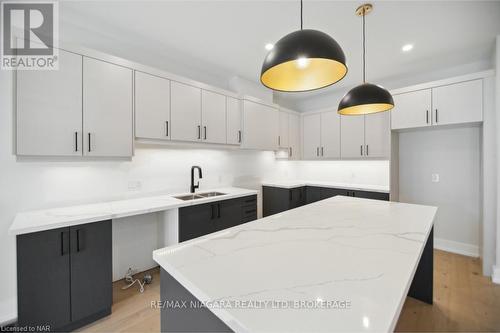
xmin=135 ymin=71 xmax=241 ymax=145
xmin=391 ymin=79 xmax=483 ymax=130
xmin=302 ymin=111 xmax=390 ymax=160
xmin=17 ymin=49 xmax=133 ymax=157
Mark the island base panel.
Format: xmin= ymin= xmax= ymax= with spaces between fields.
xmin=408 ymin=227 xmax=434 ymax=304
xmin=160 ymin=269 xmax=233 ymax=332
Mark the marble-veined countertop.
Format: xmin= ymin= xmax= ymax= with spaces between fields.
xmin=262 ymin=180 xmax=390 ymax=193
xmin=153 ymin=196 xmax=436 ymax=332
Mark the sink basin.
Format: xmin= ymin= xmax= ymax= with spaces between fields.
xmin=197 ymin=191 xmax=226 ymax=197
xmin=174 ymin=194 xmax=204 ymax=201
xmin=173 ymin=192 xmax=226 ymax=201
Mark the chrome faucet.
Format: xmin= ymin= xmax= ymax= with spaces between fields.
xmin=190 ymin=166 xmax=202 ymax=193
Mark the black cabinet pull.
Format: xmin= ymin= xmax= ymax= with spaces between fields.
xmin=360 ymin=145 xmax=363 ymax=156
xmin=88 ymin=133 xmax=92 ymax=152
xmin=317 ymin=147 xmax=319 ymax=156
xmin=289 ymin=147 xmax=292 ymax=157
xmin=211 ymin=204 xmax=215 ymax=219
xmin=435 ymin=109 xmax=438 ymax=123
xmin=197 ymin=125 xmax=201 ymax=139
xmin=166 ymin=121 xmax=169 ymax=137
xmin=76 ymin=229 xmax=81 ymax=252
xmin=238 ymin=130 xmax=242 ymax=143
xmin=60 ymin=231 xmax=69 ymax=256
xmin=204 ymin=126 xmax=207 ymax=140
xmin=426 ymin=110 xmax=429 ymax=124
xmin=217 ymin=204 xmax=221 ymax=218
xmin=289 ymin=191 xmax=292 ymax=201
xmin=352 ymin=191 xmax=356 ymax=197
xmin=366 ymin=145 xmax=369 ymax=156
xmin=75 ymin=132 xmax=78 ymax=152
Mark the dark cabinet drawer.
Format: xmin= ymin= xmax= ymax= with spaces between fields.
xmin=179 ymin=195 xmax=257 ymax=242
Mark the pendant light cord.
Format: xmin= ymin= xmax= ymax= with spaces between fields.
xmin=362 ymin=8 xmax=366 ymax=83
xmin=300 ymin=0 xmax=303 ymax=30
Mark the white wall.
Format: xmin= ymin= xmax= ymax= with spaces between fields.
xmin=399 ymin=126 xmax=482 ymax=257
xmin=294 ymin=160 xmax=389 ymax=186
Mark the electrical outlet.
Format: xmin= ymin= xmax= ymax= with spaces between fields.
xmin=128 ymin=180 xmax=142 ymax=191
xmin=431 ymin=174 xmax=440 ymax=183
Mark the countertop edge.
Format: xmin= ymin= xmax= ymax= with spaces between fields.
xmin=262 ymin=181 xmax=390 ymax=193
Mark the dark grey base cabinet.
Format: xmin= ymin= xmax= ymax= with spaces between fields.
xmin=179 ymin=195 xmax=257 ymax=242
xmin=263 ymin=186 xmax=305 ymax=217
xmin=305 ymin=186 xmax=389 ymax=204
xmin=17 ymin=220 xmax=112 ymax=332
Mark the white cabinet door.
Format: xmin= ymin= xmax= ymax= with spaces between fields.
xmin=134 ymin=71 xmax=170 ymax=140
xmin=320 ymin=111 xmax=341 ymax=159
xmin=340 ymin=116 xmax=365 ymax=159
xmin=288 ymin=113 xmax=301 ymax=160
xmin=226 ymin=97 xmax=241 ymax=145
xmin=302 ymin=113 xmax=321 ymax=159
xmin=365 ymin=111 xmax=390 ymax=158
xmin=432 ymin=79 xmax=483 ymax=126
xmin=242 ymin=100 xmax=279 ymax=150
xmin=278 ymin=111 xmax=289 ymax=148
xmin=83 ymin=57 xmax=133 ymax=157
xmin=170 ymin=81 xmax=201 ymax=142
xmin=391 ymin=89 xmax=432 ymax=130
xmin=17 ymin=49 xmax=82 ymax=156
xmin=201 ymin=90 xmax=226 ymax=144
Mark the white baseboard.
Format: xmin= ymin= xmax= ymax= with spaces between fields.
xmin=434 ymin=238 xmax=479 ymax=257
xmin=492 ymin=266 xmax=500 ymax=284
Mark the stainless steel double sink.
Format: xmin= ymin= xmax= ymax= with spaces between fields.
xmin=174 ymin=191 xmax=226 ymax=201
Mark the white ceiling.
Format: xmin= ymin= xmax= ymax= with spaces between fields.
xmin=59 ymin=1 xmax=500 ymax=109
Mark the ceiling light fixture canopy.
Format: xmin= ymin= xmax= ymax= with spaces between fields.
xmin=338 ymin=4 xmax=394 ymax=115
xmin=260 ymin=0 xmax=347 ymax=92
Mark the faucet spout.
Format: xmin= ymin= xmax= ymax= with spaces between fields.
xmin=190 ymin=166 xmax=202 ymax=193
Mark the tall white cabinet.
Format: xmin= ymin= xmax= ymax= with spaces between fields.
xmin=16 ymin=49 xmax=83 ymax=156
xmin=201 ymin=90 xmax=226 ymax=144
xmin=83 ymin=57 xmax=133 ymax=157
xmin=303 ymin=111 xmax=341 ymax=159
xmin=242 ymin=99 xmax=279 ymax=151
xmin=134 ymin=71 xmax=171 ymax=140
xmin=226 ymin=97 xmax=241 ymax=145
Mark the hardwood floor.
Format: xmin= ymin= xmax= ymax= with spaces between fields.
xmin=79 ymin=250 xmax=500 ymax=333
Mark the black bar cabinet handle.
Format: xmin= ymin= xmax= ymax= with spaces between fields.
xmin=166 ymin=121 xmax=169 ymax=137
xmin=197 ymin=125 xmax=201 ymax=139
xmin=88 ymin=133 xmax=91 ymax=152
xmin=435 ymin=109 xmax=438 ymax=123
xmin=76 ymin=229 xmax=81 ymax=252
xmin=217 ymin=204 xmax=221 ymax=218
xmin=75 ymin=132 xmax=78 ymax=152
xmin=204 ymin=126 xmax=207 ymax=140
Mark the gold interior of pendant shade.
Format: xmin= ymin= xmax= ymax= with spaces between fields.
xmin=261 ymin=58 xmax=347 ymax=92
xmin=338 ymin=103 xmax=394 ymax=115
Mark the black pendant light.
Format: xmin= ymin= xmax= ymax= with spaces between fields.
xmin=260 ymin=0 xmax=347 ymax=92
xmin=338 ymin=4 xmax=394 ymax=115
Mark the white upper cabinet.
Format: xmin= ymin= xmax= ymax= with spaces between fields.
xmin=201 ymin=90 xmax=226 ymax=144
xmin=340 ymin=115 xmax=365 ymax=159
xmin=391 ymin=89 xmax=432 ymax=130
xmin=278 ymin=111 xmax=289 ymax=148
xmin=432 ymin=79 xmax=483 ymax=126
xmin=365 ymin=111 xmax=390 ymax=158
xmin=226 ymin=97 xmax=241 ymax=145
xmin=242 ymin=100 xmax=279 ymax=151
xmin=83 ymin=57 xmax=133 ymax=157
xmin=288 ymin=113 xmax=301 ymax=160
xmin=17 ymin=48 xmax=83 ymax=156
xmin=170 ymin=81 xmax=202 ymax=142
xmin=302 ymin=113 xmax=321 ymax=160
xmin=320 ymin=111 xmax=341 ymax=159
xmin=134 ymin=71 xmax=170 ymax=140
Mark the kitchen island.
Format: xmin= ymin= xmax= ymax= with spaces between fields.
xmin=153 ymin=196 xmax=437 ymax=332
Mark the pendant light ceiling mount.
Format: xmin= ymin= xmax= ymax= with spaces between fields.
xmin=338 ymin=3 xmax=394 ymax=116
xmin=260 ymin=0 xmax=347 ymax=92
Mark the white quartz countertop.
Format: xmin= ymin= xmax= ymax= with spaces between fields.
xmin=153 ymin=196 xmax=436 ymax=333
xmin=261 ymin=180 xmax=390 ymax=193
xmin=9 ymin=187 xmax=257 ymax=235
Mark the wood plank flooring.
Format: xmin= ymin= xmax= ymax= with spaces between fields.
xmin=79 ymin=250 xmax=500 ymax=333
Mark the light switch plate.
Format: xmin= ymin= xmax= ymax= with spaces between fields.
xmin=431 ymin=174 xmax=440 ymax=183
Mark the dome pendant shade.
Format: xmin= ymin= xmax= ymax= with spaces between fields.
xmin=338 ymin=83 xmax=394 ymax=115
xmin=260 ymin=29 xmax=347 ymax=92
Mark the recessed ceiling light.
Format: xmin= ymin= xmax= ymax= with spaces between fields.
xmin=402 ymin=44 xmax=414 ymax=52
xmin=265 ymin=43 xmax=274 ymax=51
